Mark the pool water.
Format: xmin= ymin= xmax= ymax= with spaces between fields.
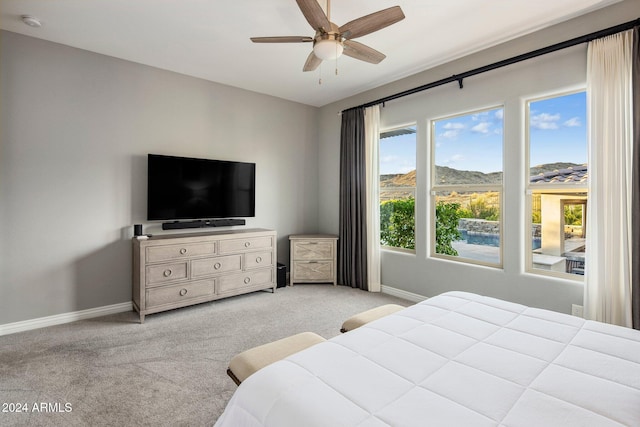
xmin=459 ymin=230 xmax=541 ymax=249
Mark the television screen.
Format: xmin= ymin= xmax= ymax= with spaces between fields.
xmin=147 ymin=154 xmax=255 ymax=221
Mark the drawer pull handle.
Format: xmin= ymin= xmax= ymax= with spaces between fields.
xmin=180 ymin=248 xmax=187 ymax=255
xmin=214 ymin=262 xmax=222 ymax=270
xmin=244 ymin=277 xmax=251 ymax=284
xmin=256 ymin=256 xmax=262 ymax=263
xmin=163 ymin=269 xmax=173 ymax=277
xmin=244 ymin=242 xmax=251 ymax=247
xmin=179 ymin=288 xmax=188 ymax=296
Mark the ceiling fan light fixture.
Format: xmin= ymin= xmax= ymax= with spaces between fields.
xmin=313 ymin=39 xmax=343 ymax=60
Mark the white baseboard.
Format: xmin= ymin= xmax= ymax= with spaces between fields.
xmin=381 ymin=285 xmax=428 ymax=303
xmin=0 ymin=287 xmax=421 ymax=337
xmin=0 ymin=302 xmax=133 ymax=337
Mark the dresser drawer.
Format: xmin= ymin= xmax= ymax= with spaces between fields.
xmin=217 ymin=268 xmax=273 ymax=294
xmin=146 ymin=242 xmax=216 ymax=263
xmin=146 ymin=280 xmax=215 ymax=308
xmin=292 ymin=241 xmax=334 ymax=260
xmin=245 ymin=251 xmax=273 ymax=270
xmin=191 ymin=255 xmax=242 ymax=278
xmin=218 ymin=236 xmax=273 ymax=254
xmin=292 ymin=261 xmax=333 ymax=281
xmin=146 ymin=262 xmax=188 ymax=286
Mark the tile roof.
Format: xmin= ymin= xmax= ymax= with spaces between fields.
xmin=530 ymin=165 xmax=587 ymax=184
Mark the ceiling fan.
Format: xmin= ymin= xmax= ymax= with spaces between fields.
xmin=250 ymin=0 xmax=405 ymax=72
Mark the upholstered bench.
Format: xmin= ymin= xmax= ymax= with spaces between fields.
xmin=340 ymin=304 xmax=405 ymax=333
xmin=227 ymin=332 xmax=326 ymax=385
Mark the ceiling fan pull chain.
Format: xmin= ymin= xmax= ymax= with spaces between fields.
xmin=319 ymin=63 xmax=323 ymax=85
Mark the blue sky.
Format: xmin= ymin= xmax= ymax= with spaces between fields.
xmin=379 ymin=91 xmax=587 ymax=175
xmin=528 ymin=91 xmax=587 ymax=169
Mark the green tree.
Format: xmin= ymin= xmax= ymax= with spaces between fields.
xmin=532 ymin=209 xmax=541 ymax=224
xmin=564 ymin=204 xmax=583 ymax=225
xmin=468 ymin=196 xmax=499 ymax=220
xmin=380 ymin=198 xmax=415 ymax=250
xmin=436 ymin=202 xmax=462 ymax=256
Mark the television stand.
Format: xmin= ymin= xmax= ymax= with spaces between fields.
xmin=162 ymin=218 xmax=246 ymax=230
xmin=132 ymin=228 xmax=276 ymax=323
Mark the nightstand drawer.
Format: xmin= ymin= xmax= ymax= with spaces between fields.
xmin=245 ymin=251 xmax=273 ymax=270
xmin=146 ymin=242 xmax=216 ymax=263
xmin=218 ymin=268 xmax=273 ymax=294
xmin=146 ymin=280 xmax=215 ymax=308
xmin=218 ymin=236 xmax=273 ymax=254
xmin=292 ymin=241 xmax=334 ymax=260
xmin=191 ymin=255 xmax=242 ymax=278
xmin=289 ymin=235 xmax=338 ymax=286
xmin=292 ymin=261 xmax=333 ymax=281
xmin=146 ymin=262 xmax=188 ymax=285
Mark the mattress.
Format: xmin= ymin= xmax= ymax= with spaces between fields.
xmin=215 ymin=291 xmax=640 ymax=426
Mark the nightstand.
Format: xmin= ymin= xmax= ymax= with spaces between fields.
xmin=289 ymin=234 xmax=338 ymax=286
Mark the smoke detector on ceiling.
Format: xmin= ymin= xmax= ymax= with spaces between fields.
xmin=21 ymin=15 xmax=42 ymax=28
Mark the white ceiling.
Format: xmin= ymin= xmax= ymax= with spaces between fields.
xmin=0 ymin=0 xmax=622 ymax=107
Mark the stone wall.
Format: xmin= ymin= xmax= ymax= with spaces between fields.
xmin=458 ymin=218 xmax=499 ymax=235
xmin=458 ymin=219 xmax=544 ymax=238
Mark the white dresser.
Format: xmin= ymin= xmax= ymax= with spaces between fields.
xmin=133 ymin=228 xmax=276 ymax=323
xmin=289 ymin=234 xmax=338 ymax=286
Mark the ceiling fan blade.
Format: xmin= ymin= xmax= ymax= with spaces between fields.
xmin=296 ymin=0 xmax=330 ymax=32
xmin=339 ymin=6 xmax=405 ymax=39
xmin=250 ymin=36 xmax=314 ymax=43
xmin=343 ymin=40 xmax=386 ymax=64
xmin=303 ymin=51 xmax=322 ymax=72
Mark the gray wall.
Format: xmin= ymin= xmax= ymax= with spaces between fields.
xmin=0 ymin=31 xmax=319 ymax=325
xmin=317 ymin=0 xmax=640 ymax=313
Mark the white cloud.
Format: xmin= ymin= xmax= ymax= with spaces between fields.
xmin=494 ymin=110 xmax=504 ymax=120
xmin=442 ymin=154 xmax=464 ymax=166
xmin=380 ymin=155 xmax=399 ymax=163
xmin=471 ymin=112 xmax=489 ymax=121
xmin=563 ymin=117 xmax=581 ymax=127
xmin=440 ymin=130 xmax=460 ymax=139
xmin=530 ymin=112 xmax=560 ymax=130
xmin=471 ymin=122 xmax=491 ymax=134
xmin=443 ymin=122 xmax=465 ymax=130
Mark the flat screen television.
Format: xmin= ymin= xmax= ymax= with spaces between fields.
xmin=147 ymin=154 xmax=255 ymax=221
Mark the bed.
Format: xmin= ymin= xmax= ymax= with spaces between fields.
xmin=215 ymin=291 xmax=640 ymax=426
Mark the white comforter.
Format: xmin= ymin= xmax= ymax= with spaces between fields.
xmin=215 ymin=291 xmax=640 ymax=426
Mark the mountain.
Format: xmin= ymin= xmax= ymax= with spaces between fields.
xmin=380 ymin=163 xmax=584 ymax=187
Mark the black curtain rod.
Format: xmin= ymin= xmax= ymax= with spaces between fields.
xmin=344 ymin=17 xmax=640 ymax=113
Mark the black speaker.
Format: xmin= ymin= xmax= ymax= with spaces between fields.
xmin=276 ymin=263 xmax=286 ymax=288
xmin=133 ymin=224 xmax=143 ymax=236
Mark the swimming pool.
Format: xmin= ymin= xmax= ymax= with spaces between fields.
xmin=459 ymin=230 xmax=541 ymax=249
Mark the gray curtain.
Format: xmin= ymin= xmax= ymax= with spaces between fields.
xmin=338 ymin=107 xmax=368 ymax=290
xmin=633 ymin=26 xmax=640 ymax=330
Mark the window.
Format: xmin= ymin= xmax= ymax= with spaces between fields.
xmin=527 ymin=91 xmax=587 ymax=278
xmin=379 ymin=125 xmax=417 ymax=251
xmin=431 ymin=107 xmax=504 ymax=266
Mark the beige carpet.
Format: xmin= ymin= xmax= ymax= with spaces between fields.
xmin=0 ymin=285 xmax=411 ymax=426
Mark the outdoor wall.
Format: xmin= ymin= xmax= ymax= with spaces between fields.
xmin=317 ymin=0 xmax=639 ymax=314
xmin=0 ymin=31 xmax=319 ymax=325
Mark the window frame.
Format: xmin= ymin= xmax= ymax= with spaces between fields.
xmin=379 ymin=123 xmax=418 ymax=254
xmin=429 ymin=105 xmax=505 ymax=268
xmin=524 ymin=89 xmax=587 ymax=281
